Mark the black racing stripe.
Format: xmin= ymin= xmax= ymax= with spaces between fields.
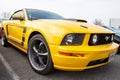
xmin=23 ymin=28 xmax=26 ymax=33
xmin=6 ymin=25 xmax=9 ymax=35
xmin=21 ymin=37 xmax=25 ymax=46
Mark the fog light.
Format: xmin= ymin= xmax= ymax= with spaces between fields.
xmin=92 ymin=34 xmax=98 ymax=44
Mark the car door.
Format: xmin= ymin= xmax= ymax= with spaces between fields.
xmin=7 ymin=10 xmax=26 ymax=45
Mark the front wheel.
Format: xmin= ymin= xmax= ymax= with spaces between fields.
xmin=28 ymin=34 xmax=54 ymax=74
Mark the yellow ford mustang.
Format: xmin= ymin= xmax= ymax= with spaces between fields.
xmin=1 ymin=8 xmax=119 ymax=74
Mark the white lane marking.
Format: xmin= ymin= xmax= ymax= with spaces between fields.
xmin=0 ymin=53 xmax=20 ymax=80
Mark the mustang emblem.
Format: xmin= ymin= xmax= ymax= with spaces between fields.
xmin=105 ymin=36 xmax=110 ymax=41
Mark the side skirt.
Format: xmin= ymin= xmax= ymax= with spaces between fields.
xmin=8 ymin=40 xmax=27 ymax=54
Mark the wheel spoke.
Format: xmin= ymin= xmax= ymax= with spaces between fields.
xmin=39 ymin=42 xmax=44 ymax=49
xmin=34 ymin=56 xmax=38 ymax=62
xmin=33 ymin=46 xmax=48 ymax=56
xmin=38 ymin=52 xmax=48 ymax=56
xmin=33 ymin=46 xmax=39 ymax=54
xmin=33 ymin=55 xmax=45 ymax=66
xmin=38 ymin=56 xmax=45 ymax=66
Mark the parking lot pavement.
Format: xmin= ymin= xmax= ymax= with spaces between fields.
xmin=0 ymin=39 xmax=120 ymax=80
xmin=0 ymin=58 xmax=12 ymax=80
xmin=0 ymin=52 xmax=20 ymax=80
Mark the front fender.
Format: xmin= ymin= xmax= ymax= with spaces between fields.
xmin=25 ymin=26 xmax=72 ymax=50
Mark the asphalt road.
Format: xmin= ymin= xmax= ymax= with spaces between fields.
xmin=0 ymin=40 xmax=120 ymax=80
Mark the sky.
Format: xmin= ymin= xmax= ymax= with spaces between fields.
xmin=0 ymin=0 xmax=120 ymax=26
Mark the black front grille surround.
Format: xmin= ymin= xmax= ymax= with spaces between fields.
xmin=61 ymin=34 xmax=85 ymax=45
xmin=89 ymin=34 xmax=114 ymax=45
xmin=87 ymin=58 xmax=108 ymax=66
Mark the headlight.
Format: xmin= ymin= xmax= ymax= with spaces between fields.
xmin=61 ymin=34 xmax=85 ymax=45
xmin=64 ymin=34 xmax=74 ymax=45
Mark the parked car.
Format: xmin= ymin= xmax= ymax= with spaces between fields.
xmin=103 ymin=26 xmax=120 ymax=54
xmin=1 ymin=9 xmax=119 ymax=74
xmin=0 ymin=24 xmax=2 ymax=38
xmin=0 ymin=19 xmax=6 ymax=38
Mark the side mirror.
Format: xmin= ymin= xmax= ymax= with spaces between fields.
xmin=12 ymin=14 xmax=24 ymax=20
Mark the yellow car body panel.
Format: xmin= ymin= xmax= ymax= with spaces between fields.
xmin=2 ymin=8 xmax=119 ymax=71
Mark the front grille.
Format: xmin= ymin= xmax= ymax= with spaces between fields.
xmin=87 ymin=58 xmax=108 ymax=66
xmin=89 ymin=34 xmax=114 ymax=45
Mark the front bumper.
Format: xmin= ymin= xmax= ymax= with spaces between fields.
xmin=49 ymin=43 xmax=119 ymax=71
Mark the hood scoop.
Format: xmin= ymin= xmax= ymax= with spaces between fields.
xmin=65 ymin=18 xmax=87 ymax=23
xmin=80 ymin=25 xmax=88 ymax=28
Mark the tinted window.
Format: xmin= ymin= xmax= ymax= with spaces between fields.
xmin=27 ymin=9 xmax=64 ymax=20
xmin=10 ymin=10 xmax=24 ymax=20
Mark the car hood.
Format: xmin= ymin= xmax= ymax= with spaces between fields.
xmin=32 ymin=19 xmax=114 ymax=34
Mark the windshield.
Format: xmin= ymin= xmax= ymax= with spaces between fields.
xmin=27 ymin=9 xmax=64 ymax=20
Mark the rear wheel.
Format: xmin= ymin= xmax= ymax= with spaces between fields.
xmin=1 ymin=30 xmax=8 ymax=47
xmin=28 ymin=34 xmax=54 ymax=74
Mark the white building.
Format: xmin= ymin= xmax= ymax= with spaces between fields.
xmin=109 ymin=18 xmax=120 ymax=29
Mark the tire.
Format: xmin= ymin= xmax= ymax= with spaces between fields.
xmin=1 ymin=30 xmax=8 ymax=47
xmin=28 ymin=34 xmax=54 ymax=74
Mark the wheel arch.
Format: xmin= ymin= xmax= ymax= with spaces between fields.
xmin=2 ymin=27 xmax=4 ymax=30
xmin=27 ymin=30 xmax=51 ymax=45
xmin=28 ymin=31 xmax=41 ymax=43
